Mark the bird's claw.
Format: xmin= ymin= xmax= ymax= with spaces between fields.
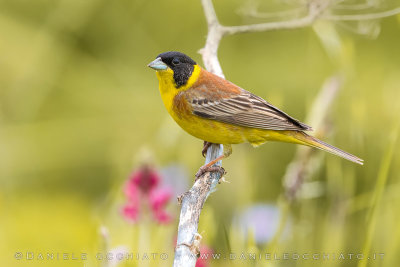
xmin=202 ymin=141 xmax=213 ymax=157
xmin=195 ymin=165 xmax=226 ymax=180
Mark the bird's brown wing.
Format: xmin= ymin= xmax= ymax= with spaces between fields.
xmin=186 ymin=69 xmax=312 ymax=131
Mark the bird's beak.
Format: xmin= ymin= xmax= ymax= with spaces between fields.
xmin=147 ymin=57 xmax=168 ymax=70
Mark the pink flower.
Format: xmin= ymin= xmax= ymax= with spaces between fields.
xmin=121 ymin=164 xmax=172 ymax=224
xmin=153 ymin=209 xmax=172 ymax=224
xmin=122 ymin=203 xmax=139 ymax=222
xmin=131 ymin=167 xmax=159 ymax=193
xmin=124 ymin=179 xmax=139 ymax=203
xmin=150 ymin=188 xmax=173 ymax=223
xmin=196 ymin=246 xmax=213 ymax=267
xmin=150 ymin=188 xmax=172 ymax=210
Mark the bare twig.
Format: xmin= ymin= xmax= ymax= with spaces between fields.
xmin=240 ymin=6 xmax=307 ymax=20
xmin=222 ymin=1 xmax=330 ymax=35
xmin=173 ymin=1 xmax=225 ymax=266
xmin=283 ymin=75 xmax=343 ymax=201
xmin=334 ymin=2 xmax=376 ymax=11
xmin=198 ymin=0 xmax=225 ymax=76
xmin=324 ymin=6 xmax=400 ymax=21
xmin=267 ymin=75 xmax=343 ymax=250
xmin=173 ymin=145 xmax=223 ymax=267
xmin=334 ymin=20 xmax=381 ymax=38
xmin=239 ymin=1 xmax=400 ymax=26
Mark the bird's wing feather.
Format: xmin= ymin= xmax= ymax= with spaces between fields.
xmin=187 ymin=70 xmax=312 ymax=131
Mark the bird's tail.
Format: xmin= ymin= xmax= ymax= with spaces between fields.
xmin=291 ymin=131 xmax=364 ymax=165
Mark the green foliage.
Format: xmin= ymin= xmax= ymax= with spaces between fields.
xmin=0 ymin=0 xmax=399 ymax=266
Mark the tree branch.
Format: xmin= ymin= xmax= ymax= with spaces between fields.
xmin=240 ymin=6 xmax=306 ymax=20
xmin=324 ymin=6 xmax=400 ymax=21
xmin=221 ymin=1 xmax=329 ymax=35
xmin=333 ymin=2 xmax=376 ymax=11
xmin=267 ymin=76 xmax=343 ymax=250
xmin=198 ymin=0 xmax=225 ymax=77
xmin=173 ymin=1 xmax=225 ymax=266
xmin=173 ymin=146 xmax=223 ymax=267
xmin=238 ymin=1 xmax=400 ymax=30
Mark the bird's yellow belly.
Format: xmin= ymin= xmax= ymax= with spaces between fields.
xmin=171 ymin=110 xmax=276 ymax=146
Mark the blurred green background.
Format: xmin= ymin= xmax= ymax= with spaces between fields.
xmin=1 ymin=0 xmax=399 ymax=266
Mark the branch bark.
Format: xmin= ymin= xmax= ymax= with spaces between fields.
xmin=173 ymin=145 xmax=223 ymax=267
xmin=173 ymin=1 xmax=225 ymax=266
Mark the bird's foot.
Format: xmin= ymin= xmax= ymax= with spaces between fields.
xmin=195 ymin=165 xmax=226 ymax=180
xmin=202 ymin=141 xmax=215 ymax=157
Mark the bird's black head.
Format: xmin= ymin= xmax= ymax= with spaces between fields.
xmin=149 ymin=51 xmax=197 ymax=88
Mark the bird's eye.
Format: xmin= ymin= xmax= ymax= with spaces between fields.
xmin=172 ymin=58 xmax=180 ymax=65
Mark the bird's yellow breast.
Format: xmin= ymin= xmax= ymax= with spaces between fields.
xmin=156 ymin=64 xmax=201 ymax=113
xmin=156 ymin=65 xmax=240 ymax=143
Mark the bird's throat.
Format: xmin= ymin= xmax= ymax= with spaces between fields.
xmin=156 ymin=65 xmax=201 ymax=113
xmin=156 ymin=65 xmax=201 ymax=92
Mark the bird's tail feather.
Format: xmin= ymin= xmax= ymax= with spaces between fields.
xmin=292 ymin=132 xmax=364 ymax=165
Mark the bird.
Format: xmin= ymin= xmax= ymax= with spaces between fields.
xmin=148 ymin=51 xmax=363 ymax=177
